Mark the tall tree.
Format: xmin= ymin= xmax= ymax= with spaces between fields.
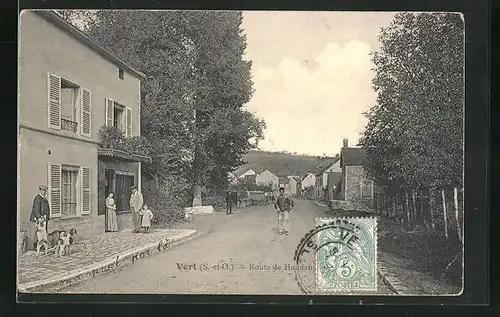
xmin=56 ymin=10 xmax=265 ymax=208
xmin=186 ymin=11 xmax=265 ymax=205
xmin=359 ymin=13 xmax=464 ymax=191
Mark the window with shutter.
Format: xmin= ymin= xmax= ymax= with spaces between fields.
xmin=81 ymin=167 xmax=91 ymax=215
xmin=126 ymin=107 xmax=132 ymax=137
xmin=48 ymin=164 xmax=62 ymax=218
xmin=47 ymin=73 xmax=61 ymax=129
xmin=105 ymin=98 xmax=114 ymax=127
xmin=81 ymin=89 xmax=91 ymax=137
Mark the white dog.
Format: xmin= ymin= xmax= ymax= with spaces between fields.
xmin=35 ymin=218 xmax=49 ymax=256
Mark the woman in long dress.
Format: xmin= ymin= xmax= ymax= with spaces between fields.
xmin=105 ymin=192 xmax=119 ymax=232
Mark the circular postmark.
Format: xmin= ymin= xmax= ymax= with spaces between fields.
xmin=293 ymin=217 xmax=377 ymax=294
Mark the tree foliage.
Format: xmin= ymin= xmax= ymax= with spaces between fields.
xmin=359 ymin=13 xmax=464 ymax=191
xmin=56 ymin=10 xmax=265 ymax=209
xmin=184 ymin=11 xmax=265 ymax=198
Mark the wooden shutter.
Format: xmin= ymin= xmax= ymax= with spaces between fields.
xmin=105 ymin=98 xmax=114 ymax=127
xmin=81 ymin=167 xmax=91 ymax=215
xmin=47 ymin=73 xmax=61 ymax=129
xmin=126 ymin=107 xmax=132 ymax=137
xmin=81 ymin=89 xmax=91 ymax=137
xmin=48 ymin=164 xmax=61 ymax=218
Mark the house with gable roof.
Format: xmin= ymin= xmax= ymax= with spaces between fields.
xmin=313 ymin=157 xmax=341 ymax=199
xmin=256 ymin=169 xmax=279 ymax=190
xmin=18 ymin=10 xmax=151 ymax=250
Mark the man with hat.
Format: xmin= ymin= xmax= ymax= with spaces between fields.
xmin=29 ymin=185 xmax=50 ymax=250
xmin=129 ymin=186 xmax=144 ymax=233
xmin=274 ymin=186 xmax=294 ymax=235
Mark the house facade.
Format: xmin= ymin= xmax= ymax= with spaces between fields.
xmin=278 ymin=176 xmax=289 ymax=192
xmin=301 ymin=173 xmax=316 ymax=190
xmin=256 ymin=169 xmax=279 ymax=190
xmin=287 ymin=176 xmax=301 ymax=196
xmin=237 ymin=169 xmax=256 ymax=179
xmin=326 ymin=171 xmax=342 ymax=200
xmin=18 ymin=11 xmax=150 ymax=250
xmin=313 ymin=158 xmax=341 ymax=199
xmin=339 ymin=139 xmax=375 ymax=204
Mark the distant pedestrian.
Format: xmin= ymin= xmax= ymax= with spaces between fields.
xmin=140 ymin=204 xmax=153 ymax=234
xmin=29 ymin=185 xmax=50 ymax=250
xmin=226 ymin=191 xmax=234 ymax=214
xmin=129 ymin=186 xmax=144 ymax=233
xmin=274 ymin=186 xmax=295 ymax=235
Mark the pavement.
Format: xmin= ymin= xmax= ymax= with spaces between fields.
xmin=57 ymin=199 xmax=394 ymax=295
xmin=18 ymin=199 xmax=448 ymax=295
xmin=17 ymin=228 xmax=197 ymax=293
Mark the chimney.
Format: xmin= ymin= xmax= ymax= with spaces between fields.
xmin=343 ymin=138 xmax=348 ymax=148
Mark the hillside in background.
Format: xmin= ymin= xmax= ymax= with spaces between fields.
xmin=233 ymin=150 xmax=339 ymax=177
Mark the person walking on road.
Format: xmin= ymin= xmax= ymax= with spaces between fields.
xmin=226 ymin=191 xmax=234 ymax=215
xmin=274 ymin=186 xmax=294 ymax=235
xmin=129 ymin=186 xmax=144 ymax=233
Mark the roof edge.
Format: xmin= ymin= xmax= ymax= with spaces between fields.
xmin=34 ymin=10 xmax=146 ymax=80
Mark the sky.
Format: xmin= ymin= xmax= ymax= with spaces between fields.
xmin=241 ymin=11 xmax=396 ymax=157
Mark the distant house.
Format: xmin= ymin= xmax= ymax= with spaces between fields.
xmin=313 ymin=158 xmax=341 ymax=199
xmin=256 ymin=169 xmax=279 ymax=190
xmin=237 ymin=168 xmax=256 ymax=179
xmin=327 ymin=171 xmax=342 ymax=200
xmin=301 ymin=173 xmax=316 ymax=190
xmin=227 ymin=172 xmax=238 ymax=185
xmin=340 ymin=139 xmax=375 ymax=204
xmin=278 ymin=176 xmax=289 ymax=192
xmin=287 ymin=176 xmax=302 ymax=196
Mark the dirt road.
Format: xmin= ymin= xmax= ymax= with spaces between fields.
xmin=59 ymin=199 xmax=393 ymax=294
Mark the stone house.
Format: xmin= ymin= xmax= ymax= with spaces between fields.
xmin=18 ymin=10 xmax=151 ymax=250
xmin=339 ymin=139 xmax=375 ymax=204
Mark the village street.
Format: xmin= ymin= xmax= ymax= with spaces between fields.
xmin=57 ymin=199 xmax=394 ymax=294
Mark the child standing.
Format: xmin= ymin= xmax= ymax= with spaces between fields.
xmin=140 ymin=204 xmax=153 ymax=233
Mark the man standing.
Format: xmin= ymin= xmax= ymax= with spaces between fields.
xmin=274 ymin=186 xmax=294 ymax=235
xmin=29 ymin=185 xmax=50 ymax=249
xmin=225 ymin=191 xmax=234 ymax=215
xmin=129 ymin=186 xmax=144 ymax=233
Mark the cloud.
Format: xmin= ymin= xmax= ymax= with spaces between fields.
xmin=245 ymin=40 xmax=375 ymax=156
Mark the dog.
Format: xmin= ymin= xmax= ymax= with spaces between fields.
xmin=47 ymin=228 xmax=78 ymax=257
xmin=35 ymin=218 xmax=49 ymax=256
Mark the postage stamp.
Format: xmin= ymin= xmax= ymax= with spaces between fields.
xmin=314 ymin=217 xmax=377 ymax=292
xmin=293 ymin=216 xmax=377 ymax=294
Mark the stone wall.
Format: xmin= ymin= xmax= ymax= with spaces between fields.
xmin=328 ymin=199 xmax=373 ymax=212
xmin=344 ymin=165 xmax=376 ymax=202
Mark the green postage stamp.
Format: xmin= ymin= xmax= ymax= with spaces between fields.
xmin=314 ymin=217 xmax=377 ymax=293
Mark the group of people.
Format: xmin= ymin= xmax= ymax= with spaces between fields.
xmin=223 ymin=186 xmax=294 ymax=235
xmin=28 ymin=183 xmax=154 ymax=251
xmin=105 ymin=186 xmax=154 ymax=234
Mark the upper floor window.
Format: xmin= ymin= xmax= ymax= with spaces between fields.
xmin=113 ymin=102 xmax=125 ymax=132
xmin=47 ymin=73 xmax=91 ymax=137
xmin=118 ymin=68 xmax=124 ymax=80
xmin=61 ymin=79 xmax=79 ymax=133
xmin=105 ymin=98 xmax=132 ymax=137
